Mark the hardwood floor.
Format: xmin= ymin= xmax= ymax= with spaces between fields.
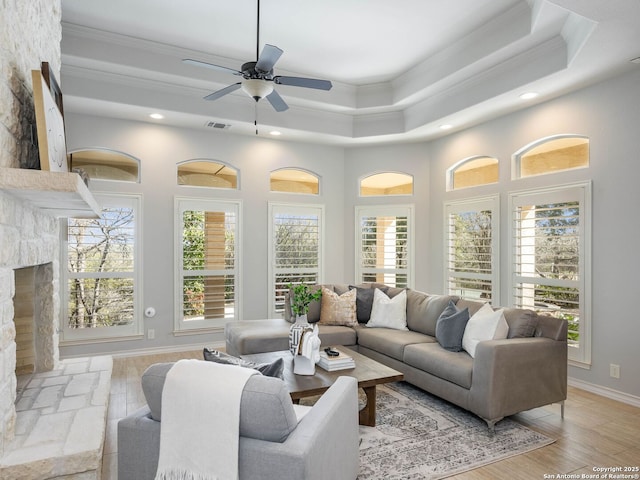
xmin=103 ymin=350 xmax=640 ymax=479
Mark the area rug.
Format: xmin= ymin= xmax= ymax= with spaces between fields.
xmin=356 ymin=382 xmax=555 ymax=479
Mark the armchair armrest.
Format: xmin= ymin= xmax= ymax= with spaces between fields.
xmin=470 ymin=337 xmax=567 ymax=422
xmin=239 ymin=376 xmax=360 ymax=480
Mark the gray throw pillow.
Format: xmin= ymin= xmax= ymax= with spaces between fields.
xmin=349 ymin=285 xmax=388 ymax=322
xmin=203 ymin=348 xmax=284 ymax=379
xmin=435 ymin=300 xmax=470 ymax=352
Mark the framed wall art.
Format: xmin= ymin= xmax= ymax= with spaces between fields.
xmin=32 ymin=68 xmax=68 ymax=172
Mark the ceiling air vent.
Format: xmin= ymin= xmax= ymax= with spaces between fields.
xmin=204 ymin=121 xmax=231 ymax=130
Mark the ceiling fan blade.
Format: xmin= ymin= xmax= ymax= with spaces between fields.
xmin=255 ymin=44 xmax=283 ymax=73
xmin=183 ymin=58 xmax=242 ymax=76
xmin=274 ymin=76 xmax=332 ymax=91
xmin=204 ymin=82 xmax=242 ymax=101
xmin=266 ymin=89 xmax=289 ymax=112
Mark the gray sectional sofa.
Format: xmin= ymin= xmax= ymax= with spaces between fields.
xmin=225 ymin=283 xmax=568 ymax=429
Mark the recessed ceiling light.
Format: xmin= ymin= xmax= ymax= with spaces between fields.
xmin=269 ymin=130 xmax=282 ymax=136
xmin=440 ymin=124 xmax=453 ymax=130
xmin=149 ymin=113 xmax=164 ymax=119
xmin=519 ymin=92 xmax=539 ymax=100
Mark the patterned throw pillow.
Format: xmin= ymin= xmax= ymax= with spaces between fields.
xmin=319 ymin=287 xmax=358 ymax=327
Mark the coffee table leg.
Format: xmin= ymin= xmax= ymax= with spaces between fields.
xmin=359 ymin=386 xmax=376 ymax=427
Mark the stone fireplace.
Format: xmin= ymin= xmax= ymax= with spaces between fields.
xmin=0 ymin=177 xmax=108 ymax=479
xmin=0 ymin=189 xmax=61 ymax=457
xmin=13 ymin=263 xmax=57 ymax=386
xmin=1 ymin=2 xmax=109 ymax=476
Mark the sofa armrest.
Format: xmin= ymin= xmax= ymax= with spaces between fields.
xmin=470 ymin=337 xmax=567 ymax=422
xmin=239 ymin=376 xmax=360 ymax=480
xmin=118 ymin=406 xmax=161 ymax=480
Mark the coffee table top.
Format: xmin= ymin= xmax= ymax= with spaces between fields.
xmin=242 ymin=347 xmax=403 ymax=400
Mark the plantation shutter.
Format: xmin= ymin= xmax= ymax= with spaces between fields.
xmin=269 ymin=204 xmax=324 ymax=316
xmin=510 ymin=183 xmax=590 ymax=364
xmin=356 ymin=205 xmax=413 ymax=288
xmin=176 ymin=198 xmax=240 ymax=331
xmin=445 ymin=196 xmax=499 ymax=303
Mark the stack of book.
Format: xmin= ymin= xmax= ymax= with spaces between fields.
xmin=317 ymin=350 xmax=355 ymax=371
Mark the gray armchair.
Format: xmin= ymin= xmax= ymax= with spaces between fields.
xmin=117 ymin=362 xmax=360 ymax=480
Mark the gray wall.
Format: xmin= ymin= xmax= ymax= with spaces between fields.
xmin=62 ymin=67 xmax=640 ymax=400
xmin=426 ymin=68 xmax=640 ymax=399
xmin=62 ymin=117 xmax=345 ymax=355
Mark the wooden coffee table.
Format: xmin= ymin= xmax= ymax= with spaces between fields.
xmin=242 ymin=347 xmax=403 ymax=426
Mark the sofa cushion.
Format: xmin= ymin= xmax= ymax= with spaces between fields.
xmin=454 ymin=298 xmax=486 ymax=317
xmin=317 ymin=324 xmax=358 ymax=347
xmin=456 ymin=300 xmax=539 ymax=339
xmin=435 ymin=300 xmax=470 ymax=352
xmin=349 ymin=285 xmax=388 ymax=323
xmin=141 ymin=362 xmax=298 ymax=443
xmin=366 ymin=288 xmax=408 ymax=330
xmin=203 ymin=348 xmax=284 ymax=379
xmin=406 ymin=291 xmax=459 ymax=336
xmin=357 ymin=326 xmax=434 ymax=361
xmin=319 ymin=287 xmax=357 ymax=327
xmin=403 ymin=343 xmax=473 ymax=389
xmin=503 ymin=308 xmax=538 ymax=338
xmin=239 ymin=374 xmax=299 ymax=442
xmin=225 ymin=319 xmax=293 ymax=355
xmin=141 ymin=362 xmax=173 ymax=421
xmin=462 ymin=303 xmax=508 ymax=358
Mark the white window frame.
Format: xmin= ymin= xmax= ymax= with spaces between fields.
xmin=61 ymin=193 xmax=143 ymax=344
xmin=444 ymin=195 xmax=500 ymax=304
xmin=508 ymin=182 xmax=592 ymax=366
xmin=174 ymin=197 xmax=242 ymax=334
xmin=268 ymin=202 xmax=325 ymax=318
xmin=355 ymin=204 xmax=415 ymax=288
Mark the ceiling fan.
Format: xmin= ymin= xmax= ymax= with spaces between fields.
xmin=183 ymin=0 xmax=332 ymax=112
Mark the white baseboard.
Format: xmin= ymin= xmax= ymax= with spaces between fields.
xmin=61 ymin=340 xmax=226 ymax=360
xmin=569 ymin=377 xmax=640 ymax=408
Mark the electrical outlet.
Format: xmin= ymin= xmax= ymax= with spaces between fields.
xmin=148 ymin=329 xmax=155 ymax=340
xmin=609 ymin=364 xmax=620 ymax=379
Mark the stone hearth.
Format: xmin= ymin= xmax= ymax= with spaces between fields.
xmin=0 ymin=356 xmax=112 ymax=479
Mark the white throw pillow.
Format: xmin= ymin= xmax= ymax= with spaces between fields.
xmin=366 ymin=288 xmax=408 ymax=330
xmin=462 ymin=303 xmax=508 ymax=358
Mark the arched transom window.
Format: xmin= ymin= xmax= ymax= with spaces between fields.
xmin=513 ymin=135 xmax=589 ymax=179
xmin=177 ymin=160 xmax=238 ymax=189
xmin=270 ymin=168 xmax=319 ymax=194
xmin=69 ymin=148 xmax=140 ymax=182
xmin=447 ymin=156 xmax=498 ymax=191
xmin=360 ymin=172 xmax=413 ymax=196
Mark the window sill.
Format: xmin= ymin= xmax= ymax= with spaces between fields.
xmin=60 ymin=334 xmax=144 ymax=346
xmin=173 ymin=327 xmax=224 ymax=337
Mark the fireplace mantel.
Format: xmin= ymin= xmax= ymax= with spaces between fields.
xmin=0 ymin=167 xmax=100 ymax=218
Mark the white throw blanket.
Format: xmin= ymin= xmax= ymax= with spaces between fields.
xmin=155 ymin=359 xmax=257 ymax=480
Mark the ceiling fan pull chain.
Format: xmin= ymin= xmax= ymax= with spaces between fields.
xmin=255 ymin=102 xmax=259 ymax=135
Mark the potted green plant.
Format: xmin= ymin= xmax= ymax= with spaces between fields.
xmin=288 ymin=283 xmax=322 ymax=322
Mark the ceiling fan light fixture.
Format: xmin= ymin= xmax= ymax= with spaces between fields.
xmin=242 ymin=79 xmax=273 ymax=101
